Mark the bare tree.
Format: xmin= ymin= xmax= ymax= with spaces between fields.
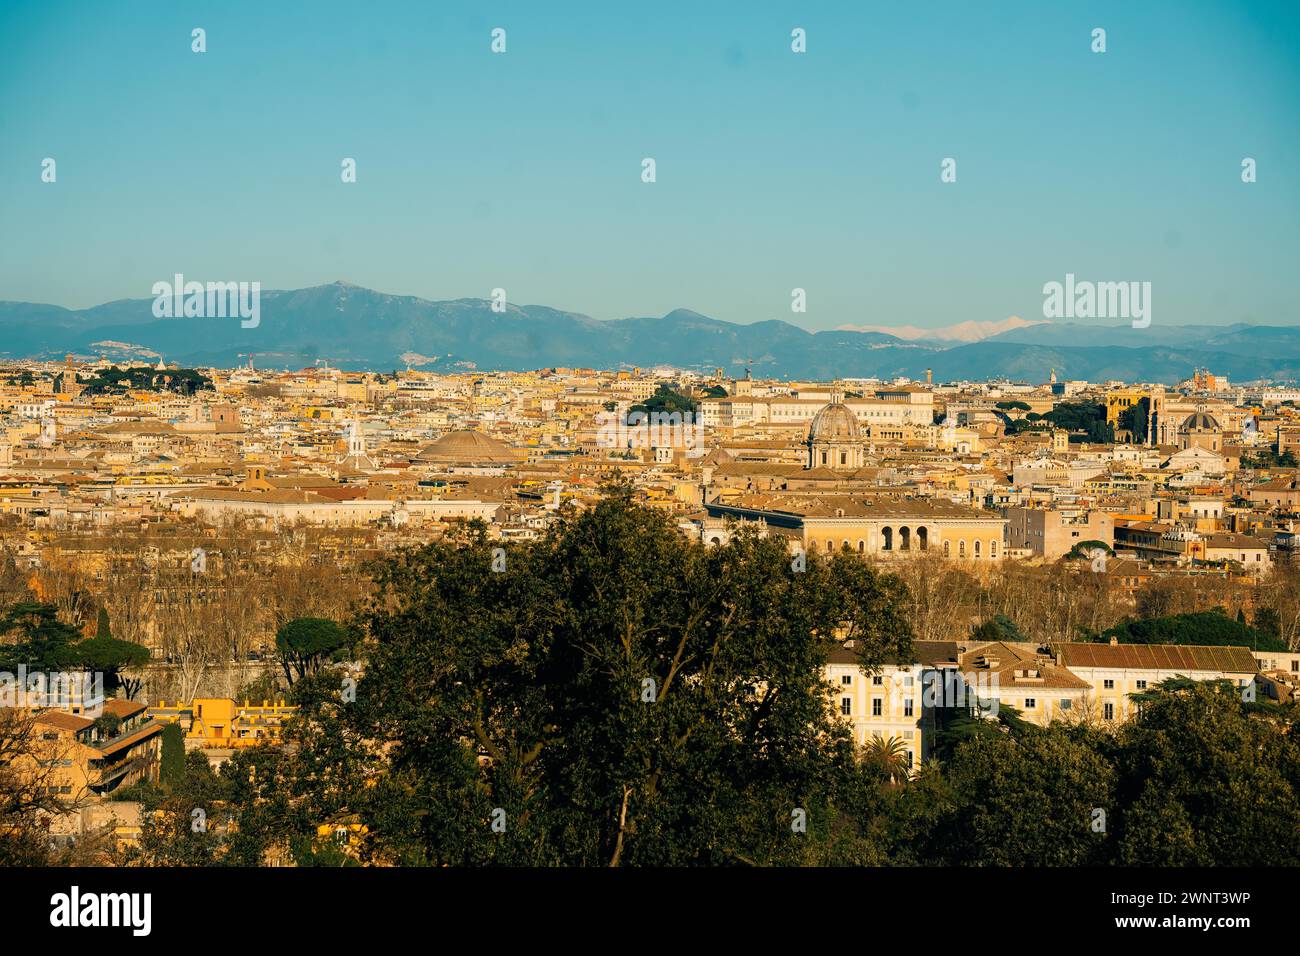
xmin=0 ymin=709 xmax=82 ymax=866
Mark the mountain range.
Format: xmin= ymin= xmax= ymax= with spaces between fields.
xmin=1 ymin=282 xmax=1298 ymax=384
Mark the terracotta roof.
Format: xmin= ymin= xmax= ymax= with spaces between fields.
xmin=961 ymin=641 xmax=1092 ymax=690
xmin=34 ymin=711 xmax=94 ymax=731
xmin=913 ymin=641 xmax=962 ymax=666
xmin=1054 ymin=642 xmax=1258 ymax=673
xmin=101 ymin=699 xmax=147 ymax=720
xmin=714 ymin=493 xmax=999 ymax=521
xmin=828 ymin=640 xmax=961 ymax=668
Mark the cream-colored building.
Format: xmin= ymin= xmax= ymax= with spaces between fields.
xmin=1005 ymin=505 xmax=1115 ymax=560
xmin=825 ymin=640 xmax=960 ymax=768
xmin=956 ymin=641 xmax=1093 ymax=725
xmin=1052 ymin=642 xmax=1258 ymax=723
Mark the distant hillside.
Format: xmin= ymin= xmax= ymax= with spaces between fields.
xmin=0 ymin=282 xmax=1297 ymax=382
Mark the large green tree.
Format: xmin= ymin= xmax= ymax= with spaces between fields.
xmin=275 ymin=618 xmax=350 ymax=686
xmin=1113 ymin=680 xmax=1300 ymax=865
xmin=288 ymin=484 xmax=913 ymax=866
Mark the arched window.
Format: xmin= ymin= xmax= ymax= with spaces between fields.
xmin=943 ymin=540 xmax=951 ymax=558
xmin=843 ymin=539 xmax=851 ymax=552
xmin=917 ymin=527 xmax=928 ymax=551
xmin=882 ymin=527 xmax=893 ymax=551
xmin=990 ymin=539 xmax=998 ymax=558
xmin=958 ymin=540 xmax=966 ymax=558
xmin=900 ymin=527 xmax=911 ymax=551
xmin=974 ymin=540 xmax=981 ymax=558
xmin=858 ymin=540 xmax=865 ymax=553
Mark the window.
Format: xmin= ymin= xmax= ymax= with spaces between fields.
xmin=872 ymin=698 xmax=882 ymax=716
xmin=1059 ymin=699 xmax=1072 ymax=711
xmin=841 ymin=697 xmax=852 ymax=716
xmin=990 ymin=540 xmax=998 ymax=558
xmin=1103 ymin=679 xmax=1114 ymax=689
xmin=872 ymin=675 xmax=883 ymax=685
xmin=841 ymin=674 xmax=852 ymax=685
xmin=904 ymin=699 xmax=914 ymax=717
xmin=958 ymin=540 xmax=966 ymax=558
xmin=1135 ymin=680 xmax=1147 ymax=690
xmin=943 ymin=541 xmax=951 ymax=558
xmin=974 ymin=540 xmax=981 ymax=558
xmin=1292 ymin=660 xmax=1298 ymax=673
xmin=1103 ymin=702 xmax=1115 ymax=720
xmin=1024 ymin=698 xmax=1036 ymax=709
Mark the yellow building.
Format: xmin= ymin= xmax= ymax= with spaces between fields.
xmin=824 ymin=640 xmax=961 ymax=769
xmin=19 ymin=700 xmax=163 ymax=802
xmin=1105 ymin=388 xmax=1152 ymax=429
xmin=148 ymin=698 xmax=296 ymax=748
xmin=707 ymin=493 xmax=1008 ymax=562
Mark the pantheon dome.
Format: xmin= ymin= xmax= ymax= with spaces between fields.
xmin=415 ymin=429 xmax=526 ymax=466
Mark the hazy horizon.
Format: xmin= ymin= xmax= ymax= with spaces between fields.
xmin=4 ymin=278 xmax=1300 ymax=335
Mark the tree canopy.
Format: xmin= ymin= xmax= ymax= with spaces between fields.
xmin=1102 ymin=609 xmax=1283 ymax=651
xmin=275 ymin=617 xmax=351 ymax=686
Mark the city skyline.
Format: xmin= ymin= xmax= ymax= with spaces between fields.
xmin=1 ymin=0 xmax=1296 ymax=924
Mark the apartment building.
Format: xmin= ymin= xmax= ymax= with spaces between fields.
xmin=1005 ymin=505 xmax=1115 ymax=560
xmin=825 ymin=640 xmax=960 ymax=767
xmin=21 ymin=699 xmax=163 ymax=802
xmin=957 ymin=641 xmax=1093 ymax=724
xmin=148 ymin=697 xmax=296 ymax=749
xmin=1053 ymin=641 xmax=1258 ymax=723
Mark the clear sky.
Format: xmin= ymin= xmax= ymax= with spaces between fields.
xmin=1 ymin=0 xmax=1297 ymax=330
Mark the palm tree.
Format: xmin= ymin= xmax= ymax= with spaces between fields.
xmin=863 ymin=735 xmax=911 ymax=784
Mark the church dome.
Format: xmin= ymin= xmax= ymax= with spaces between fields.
xmin=809 ymin=401 xmax=860 ymax=441
xmin=1181 ymin=411 xmax=1221 ymax=433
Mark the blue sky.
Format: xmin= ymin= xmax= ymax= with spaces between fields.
xmin=1 ymin=0 xmax=1297 ymax=330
